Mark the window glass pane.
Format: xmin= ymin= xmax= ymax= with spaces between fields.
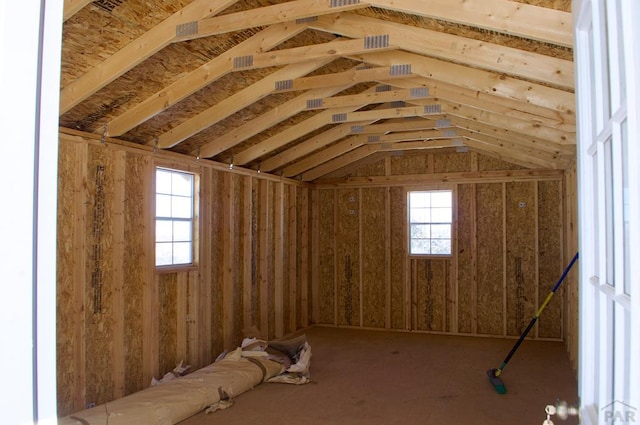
xmin=411 ymin=224 xmax=430 ymax=239
xmin=156 ymin=243 xmax=172 ymax=266
xmin=431 ymin=239 xmax=451 ymax=255
xmin=613 ymin=0 xmax=626 ymax=103
xmin=431 ymin=191 xmax=452 ymax=207
xmin=622 ymin=119 xmax=630 ymax=295
xmin=604 ymin=139 xmax=614 ymax=286
xmin=155 ymin=167 xmax=195 ymax=266
xmin=410 ymin=208 xmax=430 ymax=223
xmin=156 ymin=220 xmax=173 ymax=242
xmin=602 ymin=1 xmax=611 ymax=120
xmin=431 ymin=224 xmax=451 ymax=239
xmin=156 ymin=194 xmax=172 ymax=217
xmin=172 ymin=172 xmax=193 ymax=197
xmin=173 ymin=221 xmax=192 ymax=242
xmin=172 ymin=196 xmax=192 ymax=219
xmin=408 ymin=190 xmax=452 ymax=256
xmin=410 ymin=192 xmax=430 ymax=208
xmin=411 ymin=239 xmax=430 ymax=254
xmin=173 ymin=242 xmax=192 ymax=264
xmin=431 ymin=207 xmax=452 ymax=223
xmin=593 ymin=153 xmax=600 ymax=277
xmin=156 ymin=170 xmax=172 ymax=194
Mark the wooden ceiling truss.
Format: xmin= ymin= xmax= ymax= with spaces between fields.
xmin=60 ymin=0 xmax=575 ymax=180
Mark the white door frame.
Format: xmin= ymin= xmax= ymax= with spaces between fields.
xmin=574 ymin=0 xmax=640 ymax=423
xmin=0 ymin=0 xmax=63 ymax=423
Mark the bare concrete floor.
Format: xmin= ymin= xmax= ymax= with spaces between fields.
xmin=180 ymin=326 xmax=579 ymax=425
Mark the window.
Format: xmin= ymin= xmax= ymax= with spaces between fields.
xmin=155 ymin=167 xmax=195 ymax=267
xmin=408 ymin=190 xmax=452 ymax=256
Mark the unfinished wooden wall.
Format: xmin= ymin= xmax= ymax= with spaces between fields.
xmin=56 ymin=131 xmax=311 ymax=416
xmin=313 ymin=151 xmax=566 ymax=340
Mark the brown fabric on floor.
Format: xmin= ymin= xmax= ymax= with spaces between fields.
xmin=179 ymin=326 xmax=579 ymax=425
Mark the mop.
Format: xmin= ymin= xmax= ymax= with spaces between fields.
xmin=487 ymin=252 xmax=579 ymax=394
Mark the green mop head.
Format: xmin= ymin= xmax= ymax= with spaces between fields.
xmin=487 ymin=369 xmax=506 ymax=394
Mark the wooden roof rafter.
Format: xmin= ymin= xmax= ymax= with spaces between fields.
xmin=386 ymin=78 xmax=575 ymax=129
xmin=285 ymin=130 xmax=561 ymax=180
xmin=63 ymin=0 xmax=94 ymax=21
xmin=59 ymin=0 xmax=577 ymax=180
xmin=270 ymin=65 xmax=419 ymax=93
xmin=216 ymin=88 xmax=384 ymax=162
xmin=157 ymin=55 xmax=338 ymax=150
xmin=292 ymin=137 xmax=379 ymax=179
xmin=310 ymin=13 xmax=575 ymax=90
xmin=104 ymin=22 xmax=307 ymax=137
xmin=171 ymin=0 xmax=572 ymax=48
xmin=449 ymin=118 xmax=575 ymax=156
xmin=351 ymin=51 xmax=575 ymax=115
xmin=367 ymin=0 xmax=572 ymax=47
xmin=298 ymin=133 xmax=559 ymax=181
xmin=226 ymin=35 xmax=399 ymax=72
xmin=241 ymin=106 xmax=573 ymax=175
xmin=60 ymin=0 xmax=241 ymax=113
xmin=256 ymin=105 xmax=574 ymax=176
xmin=216 ymin=85 xmax=433 ymax=163
xmin=174 ymin=0 xmax=371 ymax=42
xmin=259 ymin=120 xmax=374 ymax=172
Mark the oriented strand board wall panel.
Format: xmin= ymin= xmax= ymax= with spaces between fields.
xmin=230 ymin=173 xmax=243 ymax=345
xmin=56 ymin=132 xmax=313 ymax=417
xmin=297 ymin=187 xmax=310 ymax=329
xmin=456 ymin=184 xmax=475 ymax=334
xmin=84 ymin=146 xmax=116 ymax=406
xmin=318 ymin=189 xmax=336 ymax=324
xmin=361 ymin=187 xmax=386 ymax=328
xmin=413 ymin=259 xmax=448 ymax=332
xmin=389 ymin=186 xmax=406 ymax=329
xmin=390 ymin=153 xmax=430 ymax=175
xmin=241 ymin=176 xmax=253 ymax=332
xmin=251 ymin=178 xmax=260 ymax=329
xmin=209 ymin=169 xmax=225 ymax=354
xmin=537 ymin=180 xmax=564 ymax=339
xmin=476 ymin=183 xmax=504 ymax=336
xmin=287 ymin=185 xmax=297 ymax=334
xmin=478 ymin=155 xmax=524 ymax=171
xmin=353 ymin=157 xmax=386 ymax=177
xmin=56 ymin=140 xmax=83 ymax=414
xmin=122 ymin=153 xmax=147 ymax=395
xmin=111 ymin=152 xmax=127 ymax=399
xmin=505 ymin=182 xmax=537 ymax=337
xmin=336 ymin=188 xmax=361 ymax=326
xmin=198 ymin=167 xmax=214 ymax=367
xmin=311 ymin=151 xmax=567 ymax=344
xmin=434 ymin=152 xmax=471 ymax=173
xmin=158 ymin=273 xmax=178 ymax=376
xmin=267 ymin=181 xmax=276 ymax=338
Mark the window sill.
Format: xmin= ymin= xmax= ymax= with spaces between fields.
xmin=155 ymin=264 xmax=198 ymax=274
xmin=408 ymin=254 xmax=453 ymax=259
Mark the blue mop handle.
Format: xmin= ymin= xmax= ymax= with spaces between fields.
xmin=495 ymin=252 xmax=579 ymax=376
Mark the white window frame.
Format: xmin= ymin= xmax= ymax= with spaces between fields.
xmin=407 ymin=188 xmax=454 ymax=257
xmin=155 ymin=166 xmax=198 ymax=268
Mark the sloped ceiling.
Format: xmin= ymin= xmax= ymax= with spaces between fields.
xmin=60 ymin=0 xmax=575 ymax=181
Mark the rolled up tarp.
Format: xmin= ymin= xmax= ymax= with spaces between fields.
xmin=58 ymin=350 xmax=283 ymax=425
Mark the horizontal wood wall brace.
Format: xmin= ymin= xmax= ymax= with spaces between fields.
xmin=314 ymin=169 xmax=565 ymax=187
